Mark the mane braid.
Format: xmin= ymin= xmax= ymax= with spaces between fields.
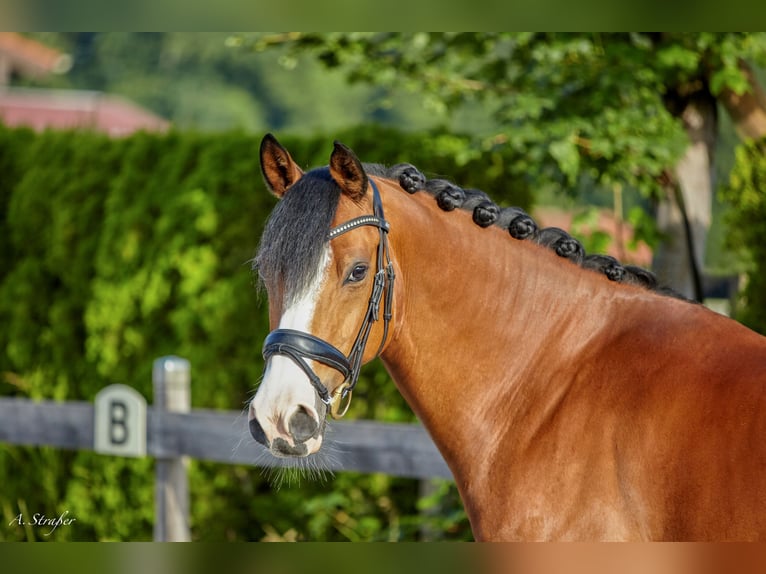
xmin=372 ymin=162 xmax=693 ymax=302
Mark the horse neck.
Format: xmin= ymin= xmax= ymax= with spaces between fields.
xmin=376 ymin=179 xmax=647 ymax=474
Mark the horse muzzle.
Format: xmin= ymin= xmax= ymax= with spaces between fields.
xmin=249 ymin=398 xmax=327 ymax=458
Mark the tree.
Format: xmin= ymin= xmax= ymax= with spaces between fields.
xmin=241 ymin=32 xmax=766 ymax=300
xmin=23 ymin=33 xmax=450 ymax=135
xmin=651 ymin=34 xmax=766 ymax=299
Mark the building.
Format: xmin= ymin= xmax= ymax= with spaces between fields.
xmin=0 ymin=33 xmax=169 ymax=137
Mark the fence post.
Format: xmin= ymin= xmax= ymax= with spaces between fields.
xmin=153 ymin=356 xmax=191 ymax=542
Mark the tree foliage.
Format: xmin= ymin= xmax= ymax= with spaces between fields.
xmin=244 ymin=33 xmax=766 ymax=200
xmin=25 ymin=32 xmax=476 ymax=136
xmin=722 ymin=137 xmax=766 ymax=334
xmin=0 ymin=125 xmax=535 ymax=540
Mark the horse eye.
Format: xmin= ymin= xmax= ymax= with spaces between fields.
xmin=346 ymin=264 xmax=369 ymax=284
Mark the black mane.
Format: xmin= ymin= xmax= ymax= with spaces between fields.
xmin=378 ymin=163 xmax=691 ymax=302
xmin=255 ymin=160 xmax=691 ymax=303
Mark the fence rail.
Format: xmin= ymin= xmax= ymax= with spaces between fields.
xmin=0 ymin=356 xmax=453 ymax=540
xmin=0 ymin=397 xmax=452 ymax=480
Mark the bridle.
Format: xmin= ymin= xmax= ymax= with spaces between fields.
xmin=262 ymin=179 xmax=395 ymax=419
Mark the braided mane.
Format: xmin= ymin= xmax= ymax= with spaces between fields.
xmin=364 ymin=162 xmax=691 ymax=302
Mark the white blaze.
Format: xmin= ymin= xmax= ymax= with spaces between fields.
xmin=250 ymin=246 xmax=332 ymax=446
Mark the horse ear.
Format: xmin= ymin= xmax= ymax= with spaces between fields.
xmin=259 ymin=133 xmax=304 ymax=198
xmin=329 ymin=141 xmax=368 ymax=202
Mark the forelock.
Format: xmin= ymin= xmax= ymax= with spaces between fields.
xmin=254 ymin=168 xmax=341 ymax=304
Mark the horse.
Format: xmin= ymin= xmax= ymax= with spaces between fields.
xmin=248 ymin=134 xmax=766 ymax=541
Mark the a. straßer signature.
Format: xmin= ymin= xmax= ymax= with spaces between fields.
xmin=8 ymin=510 xmax=76 ymax=536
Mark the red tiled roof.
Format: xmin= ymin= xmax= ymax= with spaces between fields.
xmin=0 ymin=88 xmax=170 ymax=137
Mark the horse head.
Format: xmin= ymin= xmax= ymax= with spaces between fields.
xmin=249 ymin=134 xmax=395 ymax=458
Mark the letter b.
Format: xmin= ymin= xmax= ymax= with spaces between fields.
xmin=94 ymin=385 xmax=147 ymax=457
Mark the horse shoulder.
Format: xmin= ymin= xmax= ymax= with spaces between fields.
xmin=472 ymin=298 xmax=766 ymax=540
xmin=600 ymin=302 xmax=766 ymax=539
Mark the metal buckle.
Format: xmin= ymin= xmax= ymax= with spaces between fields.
xmin=329 ymin=381 xmax=353 ymax=419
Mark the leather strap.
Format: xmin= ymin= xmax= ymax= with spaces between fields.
xmin=262 ymin=329 xmax=350 ymax=404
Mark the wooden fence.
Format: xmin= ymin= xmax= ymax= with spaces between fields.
xmin=0 ymin=356 xmax=452 ymax=540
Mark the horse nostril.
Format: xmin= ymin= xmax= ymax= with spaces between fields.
xmin=288 ymin=406 xmax=318 ymax=444
xmin=249 ymin=416 xmax=270 ymax=447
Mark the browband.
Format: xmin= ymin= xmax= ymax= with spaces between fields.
xmin=329 ymin=216 xmax=389 ymax=239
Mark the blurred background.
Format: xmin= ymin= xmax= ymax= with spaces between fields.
xmin=1 ymin=32 xmax=766 ymax=541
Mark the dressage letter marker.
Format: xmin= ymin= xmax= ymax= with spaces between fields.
xmin=94 ymin=384 xmax=147 ymax=457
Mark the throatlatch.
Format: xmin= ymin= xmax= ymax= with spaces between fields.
xmin=262 ymin=179 xmax=395 ymax=419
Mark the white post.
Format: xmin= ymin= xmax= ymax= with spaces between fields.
xmin=153 ymin=356 xmax=191 ymax=542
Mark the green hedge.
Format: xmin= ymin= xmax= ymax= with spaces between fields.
xmin=723 ymin=137 xmax=766 ymax=335
xmin=0 ymin=124 xmax=530 ymax=541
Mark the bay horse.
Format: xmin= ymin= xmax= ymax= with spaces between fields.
xmin=249 ymin=134 xmax=766 ymax=541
